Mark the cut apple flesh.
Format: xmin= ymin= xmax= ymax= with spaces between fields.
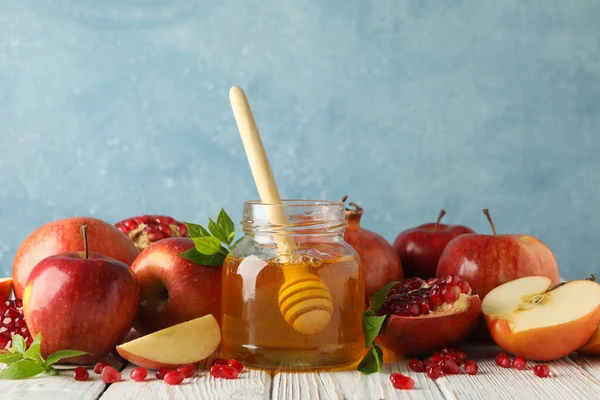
xmin=116 ymin=314 xmax=221 ymax=369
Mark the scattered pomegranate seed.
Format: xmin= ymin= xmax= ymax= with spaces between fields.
xmin=210 ymin=364 xmax=223 ymax=378
xmin=177 ymin=364 xmax=196 ymax=378
xmin=426 ymin=365 xmax=442 ymax=380
xmin=220 ymin=365 xmax=240 ymax=380
xmin=512 ymin=356 xmax=527 ymax=370
xmin=93 ymin=362 xmax=109 ymax=374
xmin=226 ymin=359 xmax=244 ymax=373
xmin=408 ymin=359 xmax=425 ymax=372
xmin=495 ymin=352 xmax=511 ymax=368
xmin=73 ymin=367 xmax=89 ymax=381
xmin=533 ymin=364 xmax=550 ymax=378
xmin=130 ymin=367 xmax=148 ymax=382
xmin=464 ymin=359 xmax=478 ymax=375
xmin=101 ymin=366 xmax=121 ymax=384
xmin=156 ymin=367 xmax=171 ymax=380
xmin=390 ymin=373 xmax=415 ymax=390
xmin=164 ymin=371 xmax=185 ymax=385
xmin=441 ymin=358 xmax=460 ymax=375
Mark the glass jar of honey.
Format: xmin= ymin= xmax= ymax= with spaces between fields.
xmin=220 ymin=200 xmax=365 ymax=370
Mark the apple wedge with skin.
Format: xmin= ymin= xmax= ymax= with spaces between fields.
xmin=0 ymin=277 xmax=12 ymax=299
xmin=482 ymin=276 xmax=600 ymax=361
xmin=579 ymin=326 xmax=600 ymax=355
xmin=116 ymin=314 xmax=221 ymax=369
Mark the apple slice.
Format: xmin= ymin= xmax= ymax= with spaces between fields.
xmin=116 ymin=314 xmax=221 ymax=369
xmin=579 ymin=325 xmax=600 ymax=355
xmin=482 ymin=276 xmax=600 ymax=361
xmin=0 ymin=277 xmax=12 ymax=299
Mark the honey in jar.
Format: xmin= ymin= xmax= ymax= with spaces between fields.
xmin=220 ymin=200 xmax=365 ymax=370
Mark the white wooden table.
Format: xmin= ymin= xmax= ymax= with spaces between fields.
xmin=1 ymin=345 xmax=599 ymax=399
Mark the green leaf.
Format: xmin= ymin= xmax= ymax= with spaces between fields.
xmin=178 ymin=248 xmax=225 ymax=266
xmin=0 ymin=359 xmax=46 ymax=380
xmin=183 ymin=221 xmax=210 ymax=238
xmin=0 ymin=352 xmax=23 ymax=365
xmin=192 ymin=236 xmax=223 ymax=256
xmin=231 ymin=237 xmax=243 ymax=249
xmin=23 ymin=333 xmax=43 ymax=361
xmin=357 ymin=344 xmax=384 ymax=374
xmin=208 ymin=218 xmax=230 ymax=245
xmin=11 ymin=335 xmax=26 ymax=355
xmin=47 ymin=368 xmax=59 ymax=376
xmin=362 ymin=315 xmax=386 ymax=347
xmin=217 ymin=208 xmax=235 ymax=236
xmin=368 ymin=281 xmax=399 ymax=313
xmin=44 ymin=350 xmax=89 ymax=367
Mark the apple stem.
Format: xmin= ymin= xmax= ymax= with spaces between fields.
xmin=482 ymin=209 xmax=496 ymax=235
xmin=545 ymin=275 xmax=596 ymax=293
xmin=80 ymin=225 xmax=89 ymax=259
xmin=434 ymin=210 xmax=446 ymax=232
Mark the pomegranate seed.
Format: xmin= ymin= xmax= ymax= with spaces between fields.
xmin=93 ymin=362 xmax=109 ymax=374
xmin=220 ymin=365 xmax=239 ymax=379
xmin=495 ymin=352 xmax=511 ymax=368
xmin=4 ymin=308 xmax=19 ymax=319
xmin=24 ymin=336 xmax=33 ymax=347
xmin=407 ymin=359 xmax=425 ymax=372
xmin=164 ymin=371 xmax=184 ymax=385
xmin=177 ymin=364 xmax=196 ymax=378
xmin=2 ymin=318 xmax=14 ymax=328
xmin=212 ymin=358 xmax=228 ymax=365
xmin=429 ymin=288 xmax=443 ymax=306
xmin=465 ymin=360 xmax=478 ymax=375
xmin=408 ymin=278 xmax=425 ymax=290
xmin=14 ymin=299 xmax=22 ymax=308
xmin=512 ymin=356 xmax=527 ymax=370
xmin=156 ymin=367 xmax=171 ymax=380
xmin=390 ymin=373 xmax=415 ymax=390
xmin=0 ymin=334 xmax=9 ymax=348
xmin=442 ymin=285 xmax=461 ymax=303
xmin=73 ymin=367 xmax=89 ymax=381
xmin=458 ymin=280 xmax=471 ymax=294
xmin=226 ymin=359 xmax=244 ymax=373
xmin=130 ymin=367 xmax=148 ymax=382
xmin=101 ymin=366 xmax=121 ymax=384
xmin=407 ymin=302 xmax=421 ymax=316
xmin=430 ymin=351 xmax=444 ymax=361
xmin=210 ymin=364 xmax=223 ymax=378
xmin=426 ymin=278 xmax=440 ymax=286
xmin=445 ymin=276 xmax=460 ymax=285
xmin=13 ymin=318 xmax=25 ymax=329
xmin=441 ymin=358 xmax=460 ymax=374
xmin=426 ymin=365 xmax=442 ymax=380
xmin=533 ymin=364 xmax=550 ymax=378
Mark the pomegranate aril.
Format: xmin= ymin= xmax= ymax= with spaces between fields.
xmin=164 ymin=371 xmax=185 ymax=385
xmin=130 ymin=367 xmax=148 ymax=382
xmin=25 ymin=336 xmax=33 ymax=347
xmin=407 ymin=302 xmax=421 ymax=316
xmin=93 ymin=362 xmax=109 ymax=374
xmin=220 ymin=365 xmax=239 ymax=379
xmin=156 ymin=367 xmax=171 ymax=380
xmin=408 ymin=359 xmax=425 ymax=372
xmin=13 ymin=317 xmax=25 ymax=329
xmin=429 ymin=288 xmax=443 ymax=306
xmin=14 ymin=299 xmax=22 ymax=308
xmin=4 ymin=308 xmax=19 ymax=319
xmin=458 ymin=280 xmax=471 ymax=294
xmin=101 ymin=366 xmax=121 ymax=384
xmin=0 ymin=334 xmax=9 ymax=348
xmin=73 ymin=367 xmax=89 ymax=381
xmin=441 ymin=358 xmax=460 ymax=374
xmin=226 ymin=359 xmax=244 ymax=373
xmin=426 ymin=278 xmax=440 ymax=286
xmin=495 ymin=352 xmax=511 ymax=368
xmin=390 ymin=373 xmax=415 ymax=390
xmin=533 ymin=364 xmax=550 ymax=378
xmin=464 ymin=360 xmax=478 ymax=375
xmin=210 ymin=364 xmax=223 ymax=378
xmin=512 ymin=356 xmax=527 ymax=370
xmin=442 ymin=285 xmax=461 ymax=303
xmin=2 ymin=317 xmax=14 ymax=328
xmin=418 ymin=299 xmax=430 ymax=315
xmin=445 ymin=276 xmax=460 ymax=285
xmin=426 ymin=365 xmax=442 ymax=380
xmin=177 ymin=364 xmax=196 ymax=378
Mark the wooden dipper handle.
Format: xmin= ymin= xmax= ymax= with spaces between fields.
xmin=229 ymin=86 xmax=332 ymax=335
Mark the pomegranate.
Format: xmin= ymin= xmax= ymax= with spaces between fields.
xmin=115 ymin=215 xmax=189 ymax=251
xmin=341 ymin=196 xmax=404 ymax=298
xmin=0 ymin=297 xmax=32 ymax=349
xmin=377 ymin=276 xmax=481 ymax=355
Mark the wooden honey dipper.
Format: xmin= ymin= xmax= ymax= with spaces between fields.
xmin=229 ymin=86 xmax=333 ymax=335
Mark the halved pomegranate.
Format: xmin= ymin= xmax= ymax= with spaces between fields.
xmin=115 ymin=215 xmax=188 ymax=251
xmin=377 ymin=276 xmax=481 ymax=355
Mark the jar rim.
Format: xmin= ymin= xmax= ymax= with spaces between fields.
xmin=243 ymin=199 xmax=344 ymax=207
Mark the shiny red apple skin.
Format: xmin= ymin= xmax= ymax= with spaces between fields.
xmin=393 ymin=221 xmax=475 ymax=279
xmin=436 ymin=234 xmax=560 ymax=299
xmin=13 ymin=217 xmax=139 ymax=299
xmin=23 ymin=252 xmax=139 ymax=364
xmin=131 ymin=237 xmax=222 ymax=335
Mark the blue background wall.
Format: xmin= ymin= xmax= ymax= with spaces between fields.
xmin=1 ymin=1 xmax=599 ymax=280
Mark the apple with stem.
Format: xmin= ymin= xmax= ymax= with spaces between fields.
xmin=23 ymin=225 xmax=140 ymax=364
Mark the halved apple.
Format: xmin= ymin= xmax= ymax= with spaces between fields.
xmin=116 ymin=314 xmax=221 ymax=369
xmin=579 ymin=325 xmax=600 ymax=355
xmin=482 ymin=276 xmax=600 ymax=361
xmin=0 ymin=277 xmax=12 ymax=299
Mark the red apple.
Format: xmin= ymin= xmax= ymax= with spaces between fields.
xmin=436 ymin=209 xmax=560 ymax=299
xmin=23 ymin=226 xmax=139 ymax=364
xmin=393 ymin=210 xmax=475 ymax=279
xmin=130 ymin=237 xmax=222 ymax=335
xmin=13 ymin=217 xmax=139 ymax=299
xmin=0 ymin=278 xmax=12 ymax=300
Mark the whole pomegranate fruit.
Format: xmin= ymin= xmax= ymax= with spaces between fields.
xmin=115 ymin=215 xmax=189 ymax=251
xmin=342 ymin=196 xmax=403 ymax=299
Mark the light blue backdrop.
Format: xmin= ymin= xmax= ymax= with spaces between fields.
xmin=1 ymin=1 xmax=599 ymax=280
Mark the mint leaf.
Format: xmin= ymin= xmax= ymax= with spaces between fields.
xmin=192 ymin=236 xmax=223 ymax=256
xmin=0 ymin=359 xmax=46 ymax=380
xmin=217 ymin=208 xmax=235 ymax=236
xmin=227 ymin=231 xmax=237 ymax=243
xmin=11 ymin=335 xmax=26 ymax=355
xmin=183 ymin=221 xmax=210 ymax=238
xmin=44 ymin=350 xmax=89 ymax=367
xmin=363 ymin=315 xmax=386 ymax=347
xmin=0 ymin=352 xmax=23 ymax=365
xmin=357 ymin=344 xmax=384 ymax=374
xmin=23 ymin=332 xmax=42 ymax=361
xmin=231 ymin=237 xmax=243 ymax=249
xmin=178 ymin=248 xmax=225 ymax=266
xmin=208 ymin=218 xmax=230 ymax=245
xmin=368 ymin=281 xmax=398 ymax=313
